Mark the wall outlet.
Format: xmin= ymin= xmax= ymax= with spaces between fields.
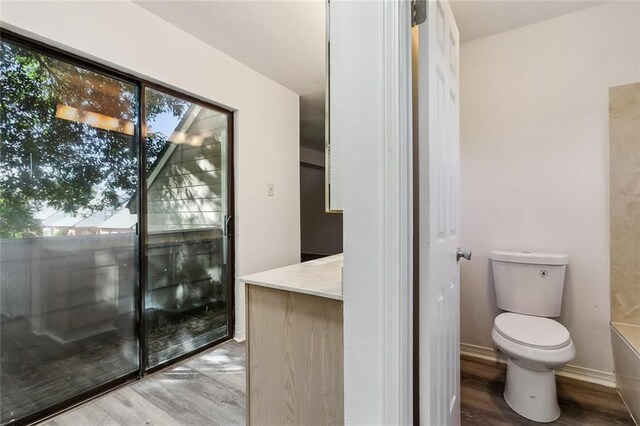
xmin=268 ymin=183 xmax=275 ymax=197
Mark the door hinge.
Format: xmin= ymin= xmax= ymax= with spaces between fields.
xmin=412 ymin=0 xmax=427 ymax=27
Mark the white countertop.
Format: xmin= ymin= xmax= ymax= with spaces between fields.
xmin=239 ymin=254 xmax=343 ymax=301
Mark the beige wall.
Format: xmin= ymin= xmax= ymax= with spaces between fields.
xmin=610 ymin=82 xmax=640 ymax=326
xmin=460 ymin=1 xmax=640 ymax=373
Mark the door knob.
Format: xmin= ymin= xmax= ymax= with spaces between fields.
xmin=457 ymin=248 xmax=472 ymax=261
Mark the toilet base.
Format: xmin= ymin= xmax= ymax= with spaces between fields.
xmin=503 ymin=359 xmax=561 ymax=423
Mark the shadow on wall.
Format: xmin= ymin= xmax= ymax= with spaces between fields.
xmin=486 ymin=259 xmax=498 ymax=318
xmin=559 ymin=264 xmax=576 ymax=322
xmin=300 ymin=163 xmax=343 ymax=259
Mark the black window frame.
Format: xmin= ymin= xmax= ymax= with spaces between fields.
xmin=0 ymin=28 xmax=236 ymax=426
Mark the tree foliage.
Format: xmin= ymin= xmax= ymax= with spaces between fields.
xmin=0 ymin=40 xmax=187 ymax=237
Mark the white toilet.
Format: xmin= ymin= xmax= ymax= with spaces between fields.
xmin=489 ymin=250 xmax=576 ymax=423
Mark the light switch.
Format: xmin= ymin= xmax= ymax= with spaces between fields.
xmin=268 ymin=183 xmax=275 ymax=197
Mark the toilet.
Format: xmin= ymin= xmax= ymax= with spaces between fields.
xmin=489 ymin=250 xmax=576 ymax=423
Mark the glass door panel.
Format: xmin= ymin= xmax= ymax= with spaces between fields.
xmin=0 ymin=39 xmax=139 ymax=424
xmin=144 ymin=87 xmax=231 ymax=368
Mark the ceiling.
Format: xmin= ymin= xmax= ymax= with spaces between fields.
xmin=136 ymin=0 xmax=606 ymax=152
xmin=450 ymin=0 xmax=607 ymax=43
xmin=135 ymin=0 xmax=327 ymax=151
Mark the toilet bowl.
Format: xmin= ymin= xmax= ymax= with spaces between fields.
xmin=489 ymin=250 xmax=573 ymax=422
xmin=492 ymin=312 xmax=576 ymax=423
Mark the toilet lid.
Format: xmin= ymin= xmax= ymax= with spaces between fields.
xmin=494 ymin=313 xmax=571 ymax=349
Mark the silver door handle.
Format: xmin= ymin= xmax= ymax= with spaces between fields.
xmin=457 ymin=248 xmax=472 ymax=261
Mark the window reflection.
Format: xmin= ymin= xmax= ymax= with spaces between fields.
xmin=144 ymin=88 xmax=229 ymax=368
xmin=0 ymin=39 xmax=233 ymax=424
xmin=0 ymin=40 xmax=139 ymax=423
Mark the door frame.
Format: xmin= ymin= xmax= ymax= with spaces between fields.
xmin=333 ymin=0 xmax=414 ymax=424
xmin=0 ymin=28 xmax=236 ymax=425
xmin=140 ymin=81 xmax=235 ymax=375
xmin=381 ymin=0 xmax=414 ymax=424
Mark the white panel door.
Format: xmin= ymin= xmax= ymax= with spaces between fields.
xmin=417 ymin=0 xmax=461 ymax=425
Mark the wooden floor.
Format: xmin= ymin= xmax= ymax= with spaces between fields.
xmin=461 ymin=355 xmax=634 ymax=425
xmin=41 ymin=340 xmax=245 ymax=426
xmin=42 ymin=344 xmax=633 ymax=425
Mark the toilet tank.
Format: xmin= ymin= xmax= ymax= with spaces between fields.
xmin=490 ymin=250 xmax=569 ymax=317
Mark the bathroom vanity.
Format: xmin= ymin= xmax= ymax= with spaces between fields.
xmin=240 ymin=254 xmax=344 ymax=425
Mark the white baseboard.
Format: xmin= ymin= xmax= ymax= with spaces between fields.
xmin=461 ymin=342 xmax=617 ymax=388
xmin=461 ymin=342 xmax=508 ymax=363
xmin=234 ymin=329 xmax=246 ymax=342
xmin=559 ymin=364 xmax=616 ymax=388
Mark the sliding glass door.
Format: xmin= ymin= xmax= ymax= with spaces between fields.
xmin=0 ymin=38 xmax=139 ymax=423
xmin=0 ymin=34 xmax=234 ymax=425
xmin=144 ymin=88 xmax=232 ymax=368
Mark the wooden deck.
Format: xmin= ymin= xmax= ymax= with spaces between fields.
xmin=1 ymin=307 xmax=227 ymax=423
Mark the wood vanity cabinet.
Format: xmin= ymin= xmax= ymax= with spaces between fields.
xmin=242 ymin=255 xmax=344 ymax=425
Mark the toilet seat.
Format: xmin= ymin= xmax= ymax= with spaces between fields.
xmin=494 ymin=312 xmax=571 ymax=350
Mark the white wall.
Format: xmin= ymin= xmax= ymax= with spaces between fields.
xmin=0 ymin=0 xmax=301 ymax=341
xmin=460 ymin=1 xmax=640 ymax=373
xmin=335 ymin=0 xmax=414 ymax=423
xmin=332 ymin=0 xmax=384 ymax=422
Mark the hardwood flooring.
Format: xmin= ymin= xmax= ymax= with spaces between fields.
xmin=461 ymin=355 xmax=634 ymax=425
xmin=41 ymin=340 xmax=245 ymax=426
xmin=41 ymin=345 xmax=633 ymax=426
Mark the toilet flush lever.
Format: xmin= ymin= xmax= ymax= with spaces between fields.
xmin=457 ymin=248 xmax=472 ymax=262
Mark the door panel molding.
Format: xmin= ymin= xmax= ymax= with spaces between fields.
xmin=417 ymin=0 xmax=461 ymax=424
xmin=382 ymin=1 xmax=414 ymax=424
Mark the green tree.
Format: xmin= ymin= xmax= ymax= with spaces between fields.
xmin=0 ymin=195 xmax=41 ymax=238
xmin=0 ymin=40 xmax=186 ymax=237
